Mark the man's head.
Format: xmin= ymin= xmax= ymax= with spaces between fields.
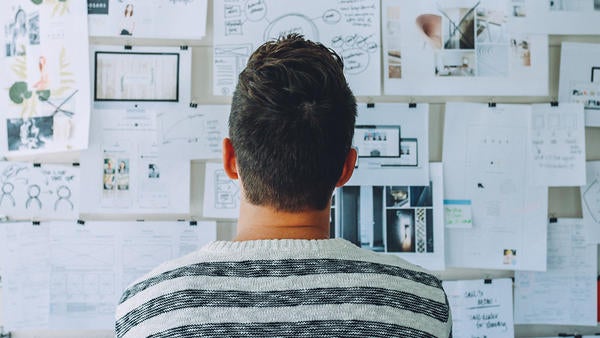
xmin=226 ymin=34 xmax=357 ymax=212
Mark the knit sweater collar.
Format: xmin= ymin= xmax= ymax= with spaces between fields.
xmin=202 ymin=238 xmax=357 ymax=253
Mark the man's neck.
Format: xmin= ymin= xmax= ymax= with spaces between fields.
xmin=234 ymin=199 xmax=331 ymax=241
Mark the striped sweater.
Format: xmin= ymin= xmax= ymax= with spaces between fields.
xmin=116 ymin=238 xmax=452 ymax=338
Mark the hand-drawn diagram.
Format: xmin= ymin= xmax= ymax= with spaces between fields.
xmin=0 ymin=1 xmax=91 ymax=157
xmin=213 ymin=0 xmax=381 ymax=96
xmin=0 ymin=162 xmax=80 ymax=220
xmin=157 ymin=105 xmax=229 ymax=160
xmin=203 ymin=162 xmax=240 ymax=218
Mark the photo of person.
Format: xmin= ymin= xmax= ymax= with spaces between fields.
xmin=503 ymin=249 xmax=517 ymax=265
xmin=120 ymin=4 xmax=135 ymax=36
xmin=103 ymin=157 xmax=116 ymax=190
xmin=5 ymin=8 xmax=28 ymax=57
xmin=33 ymin=56 xmax=49 ymax=91
xmin=116 ymin=159 xmax=129 ymax=190
xmin=148 ymin=163 xmax=160 ymax=178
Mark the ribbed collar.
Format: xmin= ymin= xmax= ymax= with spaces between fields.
xmin=202 ymin=238 xmax=357 ymax=253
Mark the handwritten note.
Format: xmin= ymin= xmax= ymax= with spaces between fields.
xmin=444 ymin=200 xmax=473 ymax=228
xmin=443 ymin=279 xmax=514 ymax=338
xmin=213 ymin=0 xmax=381 ymax=96
xmin=514 ymin=218 xmax=597 ymax=326
xmin=530 ymin=103 xmax=586 ymax=186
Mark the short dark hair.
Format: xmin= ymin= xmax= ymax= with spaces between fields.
xmin=230 ymin=34 xmax=356 ymax=212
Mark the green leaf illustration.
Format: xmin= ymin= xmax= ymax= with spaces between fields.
xmin=9 ymin=82 xmax=32 ymax=104
xmin=31 ymin=0 xmax=43 ymax=4
xmin=36 ymin=90 xmax=51 ymax=101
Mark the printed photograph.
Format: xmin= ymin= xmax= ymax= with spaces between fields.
xmin=386 ymin=209 xmax=415 ymax=252
xmin=103 ymin=157 xmax=116 ymax=191
xmin=477 ymin=44 xmax=509 ymax=76
xmin=6 ymin=116 xmax=53 ymax=151
xmin=510 ymin=36 xmax=531 ymax=68
xmin=503 ymin=248 xmax=517 ymax=265
xmin=386 ymin=186 xmax=409 ymax=208
xmin=416 ymin=13 xmax=442 ymax=49
xmin=116 ymin=158 xmax=129 ymax=190
xmin=435 ymin=51 xmax=476 ymax=76
xmin=439 ymin=6 xmax=476 ymax=50
xmin=148 ymin=163 xmax=160 ymax=178
xmin=475 ymin=6 xmax=507 ymax=44
xmin=5 ymin=8 xmax=39 ymax=57
xmin=410 ymin=184 xmax=433 ymax=207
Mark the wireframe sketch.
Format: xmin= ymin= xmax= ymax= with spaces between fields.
xmin=214 ymin=169 xmax=239 ymax=210
xmin=213 ymin=44 xmax=252 ymax=95
xmin=213 ymin=0 xmax=381 ymax=96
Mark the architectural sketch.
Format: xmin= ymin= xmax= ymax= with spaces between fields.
xmin=0 ymin=1 xmax=91 ymax=157
xmin=213 ymin=0 xmax=381 ymax=96
xmin=0 ymin=161 xmax=79 ymax=220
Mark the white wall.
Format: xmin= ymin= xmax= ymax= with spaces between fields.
xmin=3 ymin=2 xmax=600 ymax=337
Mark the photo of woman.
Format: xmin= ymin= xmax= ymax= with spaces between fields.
xmin=120 ymin=4 xmax=135 ymax=36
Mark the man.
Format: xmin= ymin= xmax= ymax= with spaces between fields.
xmin=116 ymin=34 xmax=452 ymax=338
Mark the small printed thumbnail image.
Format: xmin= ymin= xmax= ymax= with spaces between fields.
xmin=103 ymin=156 xmax=116 ymax=191
xmin=148 ymin=163 xmax=160 ymax=178
xmin=335 ymin=183 xmax=434 ymax=254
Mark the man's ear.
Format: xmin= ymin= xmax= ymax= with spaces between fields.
xmin=222 ymin=138 xmax=239 ymax=180
xmin=335 ymin=147 xmax=357 ymax=187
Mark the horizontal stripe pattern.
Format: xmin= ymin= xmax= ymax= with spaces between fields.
xmin=146 ymin=320 xmax=438 ymax=338
xmin=116 ymin=239 xmax=452 ymax=338
xmin=116 ymin=273 xmax=447 ymax=317
xmin=119 ymin=258 xmax=442 ymax=304
xmin=116 ymin=286 xmax=449 ymax=336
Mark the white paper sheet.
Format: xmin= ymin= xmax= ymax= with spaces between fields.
xmin=558 ymin=42 xmax=600 ymax=126
xmin=0 ymin=222 xmax=51 ymax=330
xmin=444 ymin=103 xmax=548 ymax=271
xmin=582 ymin=161 xmax=600 ymax=243
xmin=510 ymin=0 xmax=600 ymax=35
xmin=336 ymin=163 xmax=445 ymax=271
xmin=213 ymin=0 xmax=381 ymax=96
xmin=203 ymin=162 xmax=240 ymax=219
xmin=158 ymin=105 xmax=229 ymax=161
xmin=443 ymin=279 xmax=514 ymax=338
xmin=347 ymin=103 xmax=429 ymax=186
xmin=0 ymin=220 xmax=216 ymax=330
xmin=90 ymin=45 xmax=192 ymax=107
xmin=530 ymin=103 xmax=586 ymax=187
xmin=382 ymin=0 xmax=548 ymax=96
xmin=87 ymin=0 xmax=207 ymax=39
xmin=80 ymin=109 xmax=190 ymax=215
xmin=0 ymin=161 xmax=79 ymax=220
xmin=0 ymin=1 xmax=91 ymax=157
xmin=514 ymin=218 xmax=597 ymax=326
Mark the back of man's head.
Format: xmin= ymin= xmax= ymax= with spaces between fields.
xmin=230 ymin=34 xmax=357 ymax=212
